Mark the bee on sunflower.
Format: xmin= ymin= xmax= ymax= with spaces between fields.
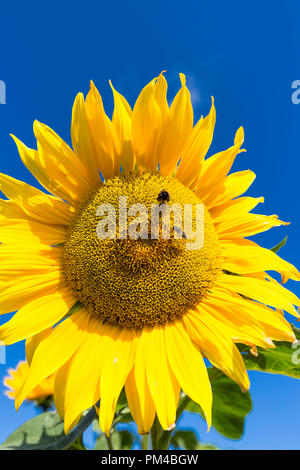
xmin=0 ymin=72 xmax=299 ymax=441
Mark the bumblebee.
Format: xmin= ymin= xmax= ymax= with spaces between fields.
xmin=157 ymin=189 xmax=170 ymax=203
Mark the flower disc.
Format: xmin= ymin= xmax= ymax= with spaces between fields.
xmin=64 ymin=172 xmax=222 ymax=328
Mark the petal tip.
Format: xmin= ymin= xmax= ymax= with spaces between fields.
xmin=179 ymin=73 xmax=186 ymax=87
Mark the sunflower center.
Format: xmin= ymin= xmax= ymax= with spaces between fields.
xmin=64 ymin=172 xmax=222 ymax=328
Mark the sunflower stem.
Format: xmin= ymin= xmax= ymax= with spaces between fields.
xmin=105 ymin=434 xmax=114 ymax=450
xmin=141 ymin=434 xmax=149 ymax=450
xmin=150 ymin=417 xmax=162 ymax=450
xmin=50 ymin=405 xmax=98 ymax=450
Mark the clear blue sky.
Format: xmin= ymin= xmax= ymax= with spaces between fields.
xmin=0 ymin=0 xmax=300 ymax=450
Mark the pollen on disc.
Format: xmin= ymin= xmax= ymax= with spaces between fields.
xmin=63 ymin=172 xmax=222 ymax=328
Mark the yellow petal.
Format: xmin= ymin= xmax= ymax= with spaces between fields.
xmin=125 ymin=368 xmax=155 ymax=435
xmin=0 ymin=272 xmax=64 ymax=314
xmin=202 ymin=170 xmax=256 ymax=208
xmin=159 ymin=74 xmax=193 ymax=176
xmin=0 ymin=219 xmax=67 ymax=246
xmin=210 ymin=196 xmax=264 ymax=222
xmin=64 ymin=319 xmax=119 ymax=433
xmin=164 ymin=318 xmax=212 ymax=429
xmin=207 ymin=287 xmax=295 ymax=343
xmin=144 ymin=326 xmax=180 ymax=431
xmin=10 ymin=135 xmax=70 ymax=204
xmin=33 ymin=121 xmax=92 ymax=202
xmin=15 ymin=310 xmax=90 ymax=410
xmin=85 ymin=81 xmax=121 ymax=178
xmin=0 ymin=245 xmax=63 ymax=281
xmin=132 ymin=78 xmax=161 ymax=170
xmin=54 ymin=357 xmax=73 ymax=419
xmin=202 ymin=289 xmax=275 ymax=347
xmin=4 ymin=360 xmax=54 ymax=402
xmin=176 ymin=98 xmax=216 ymax=187
xmin=132 ymin=328 xmax=159 ymax=434
xmin=216 ymin=212 xmax=288 ymax=239
xmin=195 ymin=126 xmax=245 ymax=196
xmin=153 ymin=72 xmax=169 ymax=121
xmin=0 ymin=289 xmax=76 ymax=345
xmin=110 ymin=80 xmax=135 ymax=172
xmin=71 ymin=92 xmax=101 ymax=186
xmin=0 ymin=199 xmax=27 ymax=220
xmin=221 ymin=238 xmax=300 ymax=281
xmin=99 ymin=328 xmax=139 ymax=436
xmin=184 ymin=310 xmax=249 ymax=390
xmin=26 ymin=329 xmax=52 ymax=365
xmin=219 ymin=273 xmax=300 ymax=316
xmin=4 ymin=361 xmax=29 ymax=399
xmin=0 ymin=173 xmax=73 ymax=225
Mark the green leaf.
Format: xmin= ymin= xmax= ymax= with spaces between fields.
xmin=116 ymin=388 xmax=128 ymax=410
xmin=0 ymin=412 xmax=65 ymax=450
xmin=94 ymin=430 xmax=134 ymax=450
xmin=186 ymin=368 xmax=252 ymax=439
xmin=195 ymin=443 xmax=218 ymax=450
xmin=113 ymin=408 xmax=133 ymax=425
xmin=60 ymin=300 xmax=83 ymax=322
xmin=65 ymin=435 xmax=86 ymax=450
xmin=270 ymin=236 xmax=288 ymax=253
xmin=94 ymin=433 xmax=107 ymax=450
xmin=238 ymin=324 xmax=300 ymax=378
xmin=171 ymin=430 xmax=218 ymax=450
xmin=113 ymin=388 xmax=133 ymax=424
xmin=171 ymin=430 xmax=199 ymax=450
xmin=118 ymin=430 xmax=135 ymax=450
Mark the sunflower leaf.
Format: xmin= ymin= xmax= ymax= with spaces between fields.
xmin=60 ymin=300 xmax=84 ymax=322
xmin=116 ymin=388 xmax=128 ymax=409
xmin=113 ymin=407 xmax=133 ymax=425
xmin=65 ymin=435 xmax=86 ymax=450
xmin=0 ymin=411 xmax=65 ymax=450
xmin=94 ymin=429 xmax=134 ymax=450
xmin=94 ymin=433 xmax=107 ymax=450
xmin=270 ymin=235 xmax=288 ymax=253
xmin=185 ymin=368 xmax=252 ymax=439
xmin=238 ymin=324 xmax=300 ymax=378
xmin=171 ymin=429 xmax=218 ymax=450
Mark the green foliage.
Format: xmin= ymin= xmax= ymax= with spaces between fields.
xmin=0 ymin=412 xmax=67 ymax=450
xmin=94 ymin=429 xmax=135 ymax=450
xmin=171 ymin=430 xmax=217 ymax=450
xmin=238 ymin=325 xmax=300 ymax=378
xmin=270 ymin=236 xmax=288 ymax=253
xmin=171 ymin=430 xmax=198 ymax=449
xmin=60 ymin=300 xmax=83 ymax=322
xmin=65 ymin=436 xmax=86 ymax=450
xmin=185 ymin=368 xmax=252 ymax=439
xmin=113 ymin=388 xmax=133 ymax=424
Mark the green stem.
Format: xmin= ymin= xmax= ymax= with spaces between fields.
xmin=105 ymin=435 xmax=114 ymax=450
xmin=141 ymin=434 xmax=149 ymax=450
xmin=176 ymin=394 xmax=191 ymax=420
xmin=50 ymin=405 xmax=98 ymax=450
xmin=150 ymin=417 xmax=162 ymax=450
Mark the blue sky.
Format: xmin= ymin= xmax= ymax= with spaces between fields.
xmin=0 ymin=0 xmax=300 ymax=450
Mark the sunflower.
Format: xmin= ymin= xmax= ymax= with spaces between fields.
xmin=0 ymin=73 xmax=299 ymax=437
xmin=4 ymin=360 xmax=54 ymax=402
